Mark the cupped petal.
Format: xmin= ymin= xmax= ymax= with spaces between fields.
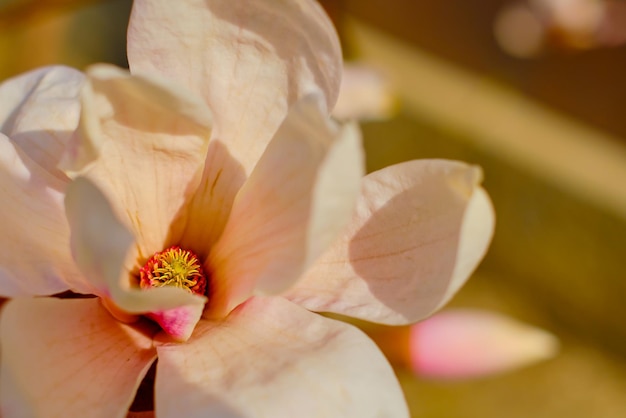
xmin=155 ymin=296 xmax=408 ymax=418
xmin=0 ymin=65 xmax=83 ymax=178
xmin=411 ymin=309 xmax=559 ymax=379
xmin=0 ymin=297 xmax=157 ymax=418
xmin=128 ymin=0 xmax=341 ymax=173
xmin=128 ymin=0 xmax=343 ymax=250
xmin=206 ymin=95 xmax=364 ymax=317
xmin=65 ymin=177 xmax=206 ymax=315
xmin=0 ymin=133 xmax=80 ymax=296
xmin=62 ymin=64 xmax=213 ymax=258
xmin=285 ymin=159 xmax=495 ymax=325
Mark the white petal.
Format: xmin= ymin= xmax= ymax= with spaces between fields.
xmin=0 ymin=298 xmax=157 ymax=418
xmin=62 ymin=64 xmax=213 ymax=258
xmin=155 ymin=296 xmax=408 ymax=418
xmin=206 ymin=96 xmax=363 ymax=317
xmin=0 ymin=65 xmax=83 ymax=178
xmin=128 ymin=0 xmax=342 ymax=173
xmin=0 ymin=133 xmax=81 ymax=296
xmin=128 ymin=0 xmax=343 ymax=250
xmin=285 ymin=159 xmax=495 ymax=324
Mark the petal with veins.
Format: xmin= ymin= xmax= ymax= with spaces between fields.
xmin=63 ymin=64 xmax=213 ymax=259
xmin=128 ymin=0 xmax=343 ymax=250
xmin=65 ymin=177 xmax=206 ymax=314
xmin=0 ymin=133 xmax=81 ymax=296
xmin=285 ymin=159 xmax=495 ymax=325
xmin=0 ymin=65 xmax=83 ymax=179
xmin=155 ymin=296 xmax=408 ymax=418
xmin=207 ymin=95 xmax=364 ymax=317
xmin=0 ymin=298 xmax=157 ymax=418
xmin=128 ymin=0 xmax=341 ymax=174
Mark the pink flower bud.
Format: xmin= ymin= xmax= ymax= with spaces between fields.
xmin=410 ymin=309 xmax=559 ymax=379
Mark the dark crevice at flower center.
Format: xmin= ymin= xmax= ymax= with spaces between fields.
xmin=129 ymin=360 xmax=156 ymax=412
xmin=52 ymin=291 xmax=97 ymax=299
xmin=139 ymin=246 xmax=208 ymax=297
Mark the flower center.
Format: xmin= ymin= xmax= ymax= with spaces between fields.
xmin=139 ymin=246 xmax=207 ymax=296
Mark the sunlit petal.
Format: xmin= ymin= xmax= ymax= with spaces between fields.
xmin=0 ymin=65 xmax=83 ymax=179
xmin=129 ymin=0 xmax=343 ymax=250
xmin=155 ymin=296 xmax=408 ymax=418
xmin=207 ymin=95 xmax=363 ymax=317
xmin=62 ymin=64 xmax=213 ymax=258
xmin=0 ymin=298 xmax=157 ymax=418
xmin=128 ymin=0 xmax=341 ymax=172
xmin=0 ymin=133 xmax=81 ymax=296
xmin=285 ymin=159 xmax=495 ymax=324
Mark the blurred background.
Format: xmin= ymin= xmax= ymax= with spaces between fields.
xmin=2 ymin=0 xmax=626 ymax=416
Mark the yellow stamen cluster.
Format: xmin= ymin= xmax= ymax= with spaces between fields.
xmin=139 ymin=246 xmax=207 ymax=296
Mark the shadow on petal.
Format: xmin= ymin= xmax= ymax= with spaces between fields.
xmin=155 ymin=358 xmax=246 ymax=418
xmin=175 ymin=139 xmax=247 ymax=260
xmin=346 ymin=164 xmax=486 ymax=322
xmin=12 ymin=129 xmax=74 ymax=188
xmin=0 ymin=133 xmax=79 ymax=296
xmin=204 ymin=1 xmax=341 ymax=110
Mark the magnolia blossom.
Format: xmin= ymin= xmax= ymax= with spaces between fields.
xmin=0 ymin=0 xmax=494 ymax=417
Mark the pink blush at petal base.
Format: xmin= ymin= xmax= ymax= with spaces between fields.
xmin=146 ymin=304 xmax=204 ymax=342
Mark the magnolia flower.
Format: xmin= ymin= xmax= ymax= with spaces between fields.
xmin=370 ymin=308 xmax=559 ymax=380
xmin=0 ymin=0 xmax=494 ymax=417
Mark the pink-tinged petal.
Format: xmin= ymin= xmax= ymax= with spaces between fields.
xmin=155 ymin=296 xmax=408 ymax=418
xmin=0 ymin=297 xmax=157 ymax=418
xmin=62 ymin=64 xmax=213 ymax=258
xmin=332 ymin=63 xmax=397 ymax=121
xmin=0 ymin=133 xmax=81 ymax=296
xmin=129 ymin=0 xmax=343 ymax=251
xmin=206 ymin=96 xmax=364 ymax=317
xmin=411 ymin=309 xmax=559 ymax=379
xmin=145 ymin=303 xmax=204 ymax=342
xmin=0 ymin=65 xmax=83 ymax=179
xmin=285 ymin=159 xmax=495 ymax=324
xmin=65 ymin=177 xmax=206 ymax=314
